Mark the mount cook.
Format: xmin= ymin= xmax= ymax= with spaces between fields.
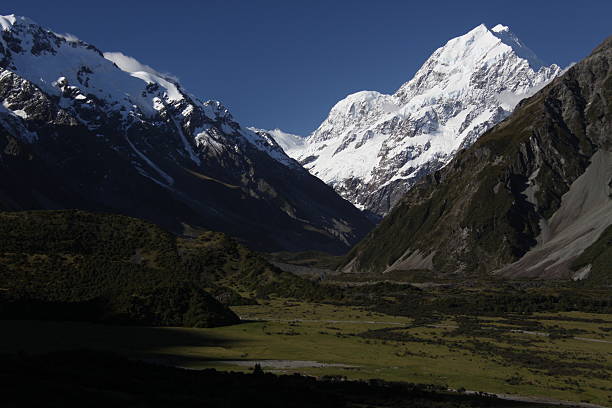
xmin=270 ymin=24 xmax=562 ymax=215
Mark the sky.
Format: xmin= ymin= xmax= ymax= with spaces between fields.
xmin=6 ymin=0 xmax=612 ymax=135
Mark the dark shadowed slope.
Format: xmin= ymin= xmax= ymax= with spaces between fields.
xmin=0 ymin=210 xmax=242 ymax=327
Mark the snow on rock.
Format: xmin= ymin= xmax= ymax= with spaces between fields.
xmin=0 ymin=14 xmax=17 ymax=31
xmin=103 ymin=51 xmax=183 ymax=102
xmin=0 ymin=14 xmax=299 ymax=169
xmin=248 ymin=127 xmax=306 ymax=155
xmin=289 ymin=24 xmax=562 ymax=215
xmin=244 ymin=127 xmax=301 ymax=168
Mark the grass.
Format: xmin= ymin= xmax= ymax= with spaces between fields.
xmin=3 ymin=299 xmax=611 ymax=406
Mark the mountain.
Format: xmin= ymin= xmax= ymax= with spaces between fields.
xmin=281 ymin=24 xmax=561 ymax=215
xmin=0 ymin=15 xmax=372 ymax=254
xmin=248 ymin=127 xmax=306 ymax=155
xmin=340 ymin=35 xmax=612 ymax=282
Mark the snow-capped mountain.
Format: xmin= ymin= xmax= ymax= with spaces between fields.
xmin=342 ymin=34 xmax=612 ymax=279
xmin=0 ymin=15 xmax=373 ymax=253
xmin=283 ymin=24 xmax=562 ymax=215
xmin=248 ymin=127 xmax=305 ymax=156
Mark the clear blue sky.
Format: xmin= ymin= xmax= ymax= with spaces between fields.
xmin=7 ymin=0 xmax=612 ymax=135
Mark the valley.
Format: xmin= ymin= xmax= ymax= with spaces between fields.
xmin=1 ymin=210 xmax=610 ymax=406
xmin=3 ymin=298 xmax=611 ymax=406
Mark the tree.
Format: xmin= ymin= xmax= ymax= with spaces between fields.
xmin=252 ymin=363 xmax=264 ymax=376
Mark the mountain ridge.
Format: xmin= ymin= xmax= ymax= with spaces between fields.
xmin=0 ymin=14 xmax=373 ymax=253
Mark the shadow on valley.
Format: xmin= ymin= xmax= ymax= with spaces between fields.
xmin=1 ymin=350 xmax=559 ymax=408
xmin=0 ymin=320 xmax=239 ymax=367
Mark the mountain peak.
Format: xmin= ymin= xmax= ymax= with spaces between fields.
xmin=0 ymin=14 xmax=17 ymax=31
xmin=0 ymin=14 xmax=38 ymax=31
xmin=491 ymin=24 xmax=509 ymax=33
xmin=488 ymin=24 xmax=546 ymax=69
xmin=290 ymin=24 xmax=561 ymax=215
xmin=466 ymin=23 xmax=489 ymax=34
xmin=428 ymin=23 xmax=546 ymax=71
xmin=428 ymin=25 xmax=510 ymax=70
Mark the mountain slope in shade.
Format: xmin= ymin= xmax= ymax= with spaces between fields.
xmin=0 ymin=210 xmax=241 ymax=327
xmin=0 ymin=15 xmax=373 ymax=253
xmin=341 ymin=35 xmax=612 ymax=280
xmin=282 ymin=24 xmax=561 ymax=215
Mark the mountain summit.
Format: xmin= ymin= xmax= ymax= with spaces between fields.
xmin=279 ymin=24 xmax=561 ymax=215
xmin=0 ymin=15 xmax=373 ymax=253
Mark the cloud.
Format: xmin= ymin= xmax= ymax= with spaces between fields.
xmin=103 ymin=51 xmax=179 ymax=82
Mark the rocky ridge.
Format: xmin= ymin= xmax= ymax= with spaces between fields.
xmin=0 ymin=14 xmax=372 ymax=253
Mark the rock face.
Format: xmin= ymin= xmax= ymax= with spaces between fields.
xmin=0 ymin=15 xmax=372 ymax=253
xmin=341 ymin=35 xmax=612 ymax=281
xmin=284 ymin=24 xmax=561 ymax=215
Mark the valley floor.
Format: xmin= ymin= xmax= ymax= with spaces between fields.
xmin=2 ymin=299 xmax=612 ymax=407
